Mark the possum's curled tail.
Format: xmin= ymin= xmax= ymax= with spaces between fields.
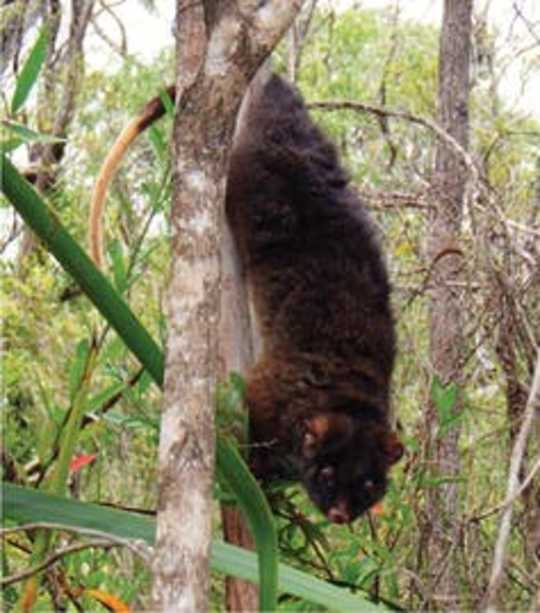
xmin=88 ymin=85 xmax=175 ymax=268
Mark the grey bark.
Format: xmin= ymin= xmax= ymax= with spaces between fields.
xmin=16 ymin=0 xmax=95 ymax=266
xmin=0 ymin=0 xmax=47 ymax=77
xmin=152 ymin=2 xmax=304 ymax=611
xmin=426 ymin=0 xmax=472 ymax=608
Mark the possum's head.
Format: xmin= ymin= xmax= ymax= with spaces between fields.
xmin=298 ymin=413 xmax=403 ymax=523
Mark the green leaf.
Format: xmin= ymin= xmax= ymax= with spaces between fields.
xmin=3 ymin=484 xmax=387 ymax=611
xmin=108 ymin=239 xmax=127 ymax=294
xmin=86 ymin=382 xmax=126 ymax=414
xmin=217 ymin=437 xmax=278 ymax=612
xmin=148 ymin=125 xmax=167 ymax=158
xmin=420 ymin=476 xmax=467 ymax=488
xmin=103 ymin=411 xmax=159 ymax=434
xmin=69 ymin=339 xmax=91 ymax=403
xmin=0 ymin=156 xmax=164 ymax=387
xmin=431 ymin=376 xmax=460 ymax=435
xmin=1 ymin=139 xmax=23 ymax=154
xmin=136 ymin=371 xmax=152 ymax=395
xmin=431 ymin=376 xmax=458 ymax=416
xmin=431 ymin=377 xmax=462 ymax=438
xmin=11 ymin=25 xmax=49 ymax=114
xmin=216 ymin=372 xmax=248 ymax=436
xmin=1 ymin=157 xmax=387 ymax=613
xmin=159 ymin=87 xmax=174 ymax=116
xmin=1 ymin=120 xmax=66 ymax=145
xmin=229 ymin=371 xmax=246 ymax=399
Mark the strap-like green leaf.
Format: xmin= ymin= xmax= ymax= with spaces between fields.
xmin=1 ymin=157 xmax=388 ymax=612
xmin=3 ymin=484 xmax=386 ymax=611
xmin=217 ymin=437 xmax=278 ymax=611
xmin=10 ymin=25 xmax=49 ymax=114
xmin=0 ymin=155 xmax=164 ymax=387
xmin=1 ymin=120 xmax=66 ymax=144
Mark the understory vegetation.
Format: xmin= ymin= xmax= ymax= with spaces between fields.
xmin=2 ymin=2 xmax=539 ymax=611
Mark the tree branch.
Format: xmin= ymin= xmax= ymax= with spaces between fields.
xmin=308 ymin=99 xmax=478 ymax=179
xmin=1 ymin=539 xmax=117 ymax=587
xmin=1 ymin=521 xmax=152 ymax=562
xmin=482 ymin=350 xmax=540 ymax=610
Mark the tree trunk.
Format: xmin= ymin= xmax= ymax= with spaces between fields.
xmin=426 ymin=0 xmax=472 ymax=608
xmin=17 ymin=0 xmax=95 ymax=268
xmin=151 ymin=4 xmax=212 ymax=610
xmin=152 ymin=2 xmax=303 ymax=610
xmin=218 ymin=68 xmax=271 ymax=612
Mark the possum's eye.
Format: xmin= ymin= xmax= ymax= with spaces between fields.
xmin=356 ymin=472 xmax=377 ymax=490
xmin=318 ymin=466 xmax=336 ymax=488
xmin=320 ymin=465 xmax=334 ymax=479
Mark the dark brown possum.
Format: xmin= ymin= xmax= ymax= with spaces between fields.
xmin=89 ymin=74 xmax=403 ymax=524
xmin=227 ymin=75 xmax=402 ymax=523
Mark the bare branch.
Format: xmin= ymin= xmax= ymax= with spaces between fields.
xmin=470 ymin=454 xmax=540 ymax=523
xmin=1 ymin=539 xmax=117 ymax=587
xmin=512 ymin=2 xmax=540 ymax=45
xmin=482 ymin=350 xmax=540 ymax=610
xmin=96 ymin=0 xmax=128 ymax=54
xmin=90 ymin=14 xmax=127 ymax=60
xmin=0 ymin=522 xmax=152 ymax=563
xmin=309 ymin=99 xmax=478 ymax=180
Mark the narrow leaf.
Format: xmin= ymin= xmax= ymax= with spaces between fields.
xmin=217 ymin=437 xmax=278 ymax=612
xmin=11 ymin=25 xmax=49 ymax=114
xmin=2 ymin=120 xmax=66 ymax=145
xmin=3 ymin=484 xmax=387 ymax=611
xmin=147 ymin=125 xmax=167 ymax=158
xmin=69 ymin=339 xmax=91 ymax=403
xmin=1 ymin=159 xmax=389 ymax=612
xmin=431 ymin=376 xmax=458 ymax=420
xmin=0 ymin=157 xmax=164 ymax=386
xmin=158 ymin=88 xmax=174 ymax=116
xmin=109 ymin=239 xmax=127 ymax=294
xmin=1 ymin=139 xmax=23 ymax=154
xmin=86 ymin=381 xmax=126 ymax=414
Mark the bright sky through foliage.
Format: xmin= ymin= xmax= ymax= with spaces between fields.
xmin=89 ymin=1 xmax=539 ymax=119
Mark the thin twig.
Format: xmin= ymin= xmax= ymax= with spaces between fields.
xmin=308 ymin=99 xmax=479 ymax=182
xmin=1 ymin=539 xmax=115 ymax=587
xmin=481 ymin=350 xmax=540 ymax=610
xmin=512 ymin=2 xmax=540 ymax=45
xmin=469 ymin=454 xmax=540 ymax=522
xmin=0 ymin=522 xmax=152 ymax=563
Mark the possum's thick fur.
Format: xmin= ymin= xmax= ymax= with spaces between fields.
xmin=89 ymin=74 xmax=403 ymax=523
xmin=227 ymin=75 xmax=402 ymax=522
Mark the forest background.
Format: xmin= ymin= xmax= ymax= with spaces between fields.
xmin=1 ymin=0 xmax=540 ymax=611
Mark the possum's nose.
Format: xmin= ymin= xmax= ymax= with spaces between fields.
xmin=327 ymin=501 xmax=351 ymax=524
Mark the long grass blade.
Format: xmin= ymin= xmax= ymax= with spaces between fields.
xmin=3 ymin=484 xmax=386 ymax=611
xmin=217 ymin=437 xmax=278 ymax=611
xmin=0 ymin=155 xmax=164 ymax=386
xmin=10 ymin=26 xmax=49 ymax=114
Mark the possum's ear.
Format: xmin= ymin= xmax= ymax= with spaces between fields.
xmin=302 ymin=413 xmax=353 ymax=459
xmin=381 ymin=432 xmax=404 ymax=466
